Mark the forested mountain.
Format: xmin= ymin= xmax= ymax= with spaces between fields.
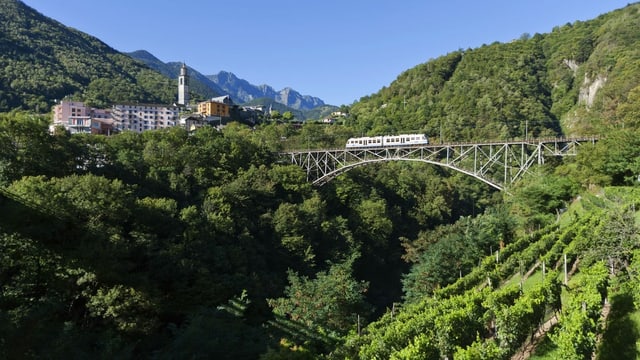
xmin=2 ymin=1 xmax=640 ymax=359
xmin=348 ymin=3 xmax=640 ymax=141
xmin=0 ymin=0 xmax=177 ymax=112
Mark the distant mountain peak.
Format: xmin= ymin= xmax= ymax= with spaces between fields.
xmin=128 ymin=50 xmax=161 ymax=62
xmin=127 ymin=50 xmax=328 ymax=110
xmin=207 ymin=71 xmax=326 ymax=110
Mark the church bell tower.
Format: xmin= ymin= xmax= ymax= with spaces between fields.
xmin=178 ymin=62 xmax=189 ymax=106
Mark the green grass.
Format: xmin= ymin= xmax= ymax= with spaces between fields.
xmin=528 ymin=333 xmax=559 ymax=359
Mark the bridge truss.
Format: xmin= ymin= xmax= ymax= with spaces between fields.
xmin=280 ymin=138 xmax=598 ymax=191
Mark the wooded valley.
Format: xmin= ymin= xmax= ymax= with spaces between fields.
xmin=2 ymin=0 xmax=640 ymax=358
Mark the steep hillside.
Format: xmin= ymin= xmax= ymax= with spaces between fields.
xmin=332 ymin=186 xmax=640 ymax=359
xmin=0 ymin=0 xmax=177 ymax=112
xmin=349 ymin=3 xmax=640 ymax=141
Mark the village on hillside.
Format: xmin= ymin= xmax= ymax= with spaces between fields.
xmin=51 ymin=63 xmax=271 ymax=135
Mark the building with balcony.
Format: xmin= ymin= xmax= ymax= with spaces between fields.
xmin=52 ymin=101 xmax=114 ymax=134
xmin=111 ymin=103 xmax=179 ymax=133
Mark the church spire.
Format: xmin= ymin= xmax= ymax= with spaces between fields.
xmin=178 ymin=62 xmax=189 ymax=106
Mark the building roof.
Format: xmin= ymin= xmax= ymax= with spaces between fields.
xmin=112 ymin=103 xmax=179 ymax=109
xmin=209 ymin=95 xmax=233 ymax=105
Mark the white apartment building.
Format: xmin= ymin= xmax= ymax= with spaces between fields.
xmin=111 ymin=103 xmax=179 ymax=133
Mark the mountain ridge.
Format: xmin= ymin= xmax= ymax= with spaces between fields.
xmin=127 ymin=50 xmax=224 ymax=101
xmin=128 ymin=50 xmax=327 ymax=111
xmin=207 ymin=70 xmax=326 ymax=110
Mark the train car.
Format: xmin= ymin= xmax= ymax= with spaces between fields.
xmin=382 ymin=134 xmax=429 ymax=146
xmin=345 ymin=136 xmax=384 ymax=148
xmin=346 ymin=134 xmax=428 ymax=148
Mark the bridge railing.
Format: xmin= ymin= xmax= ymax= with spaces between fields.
xmin=278 ymin=136 xmax=600 ymax=190
xmin=280 ymin=136 xmax=599 ymax=153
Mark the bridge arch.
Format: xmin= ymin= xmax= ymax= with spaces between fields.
xmin=280 ymin=138 xmax=597 ymax=191
xmin=314 ymin=158 xmax=503 ymax=190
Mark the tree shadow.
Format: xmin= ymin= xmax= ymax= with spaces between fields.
xmin=597 ymin=291 xmax=640 ymax=360
xmin=0 ymin=187 xmax=79 ymax=247
xmin=529 ymin=333 xmax=558 ymax=357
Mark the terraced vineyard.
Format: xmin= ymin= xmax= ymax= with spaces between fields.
xmin=330 ymin=188 xmax=640 ymax=360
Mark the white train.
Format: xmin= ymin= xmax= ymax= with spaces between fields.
xmin=346 ymin=134 xmax=429 ymax=148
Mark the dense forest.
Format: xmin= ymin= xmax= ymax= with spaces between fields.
xmin=2 ymin=112 xmax=640 ymax=359
xmin=2 ymin=0 xmax=640 ymax=359
xmin=348 ymin=2 xmax=640 ymax=141
xmin=0 ymin=0 xmax=176 ymax=112
xmin=0 ymin=112 xmax=500 ymax=358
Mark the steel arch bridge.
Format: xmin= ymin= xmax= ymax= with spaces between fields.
xmin=280 ymin=137 xmax=598 ymax=191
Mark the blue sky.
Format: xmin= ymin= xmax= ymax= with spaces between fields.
xmin=22 ymin=0 xmax=634 ymax=106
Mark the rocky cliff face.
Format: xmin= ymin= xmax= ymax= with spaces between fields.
xmin=208 ymin=71 xmax=326 ymax=110
xmin=275 ymin=87 xmax=325 ymax=110
xmin=209 ymin=71 xmax=275 ymax=102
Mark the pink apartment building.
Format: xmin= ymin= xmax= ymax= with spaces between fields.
xmin=52 ymin=101 xmax=114 ymax=135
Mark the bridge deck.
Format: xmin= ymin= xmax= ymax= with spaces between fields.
xmin=280 ymin=137 xmax=598 ymax=190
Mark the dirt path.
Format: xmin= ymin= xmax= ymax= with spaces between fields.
xmin=510 ymin=257 xmax=612 ymax=360
xmin=591 ymin=300 xmax=612 ymax=360
xmin=510 ymin=314 xmax=559 ymax=360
